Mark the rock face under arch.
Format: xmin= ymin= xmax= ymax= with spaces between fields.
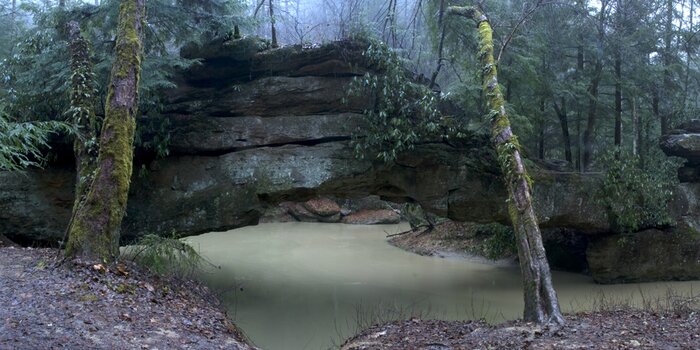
xmin=3 ymin=38 xmax=700 ymax=283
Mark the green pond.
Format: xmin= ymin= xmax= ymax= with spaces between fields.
xmin=186 ymin=222 xmax=700 ymax=350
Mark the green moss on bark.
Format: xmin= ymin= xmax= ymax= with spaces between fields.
xmin=65 ymin=0 xmax=145 ymax=263
xmin=448 ymin=5 xmax=564 ymax=325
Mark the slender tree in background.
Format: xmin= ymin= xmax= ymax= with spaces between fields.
xmin=66 ymin=20 xmax=99 ymax=215
xmin=65 ymin=0 xmax=146 ymax=262
xmin=582 ymin=0 xmax=607 ymax=171
xmin=447 ymin=5 xmax=565 ymax=324
xmin=428 ymin=0 xmax=446 ymax=90
xmin=552 ymin=97 xmax=572 ymax=163
xmin=269 ymin=0 xmax=278 ymax=48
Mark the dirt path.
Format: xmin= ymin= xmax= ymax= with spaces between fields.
xmin=0 ymin=247 xmax=256 ymax=350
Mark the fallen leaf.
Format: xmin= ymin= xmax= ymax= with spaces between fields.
xmin=116 ymin=264 xmax=129 ymax=277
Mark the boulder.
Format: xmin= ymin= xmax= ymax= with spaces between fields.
xmin=0 ymin=167 xmax=74 ymax=244
xmin=341 ymin=209 xmax=401 ymax=225
xmin=303 ymin=198 xmax=341 ymax=217
xmin=587 ymin=227 xmax=700 ymax=284
xmin=339 ymin=195 xmax=395 ymax=215
xmin=280 ymin=200 xmax=342 ymax=223
xmin=660 ymin=133 xmax=700 ymax=164
xmin=281 ymin=202 xmax=328 ymax=222
xmin=676 ymin=119 xmax=700 ymax=133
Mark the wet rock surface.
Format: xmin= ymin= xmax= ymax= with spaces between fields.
xmin=587 ymin=227 xmax=700 ymax=284
xmin=341 ymin=209 xmax=401 ymax=225
xmin=661 ymin=119 xmax=700 ymax=164
xmin=0 ymin=247 xmax=255 ymax=350
xmin=661 ymin=119 xmax=700 ymax=183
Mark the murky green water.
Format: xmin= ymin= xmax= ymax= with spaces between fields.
xmin=186 ymin=222 xmax=700 ymax=350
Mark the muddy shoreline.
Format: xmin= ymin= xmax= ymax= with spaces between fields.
xmin=342 ymin=309 xmax=700 ymax=349
xmin=0 ymin=247 xmax=256 ymax=350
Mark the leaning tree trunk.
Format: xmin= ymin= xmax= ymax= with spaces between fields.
xmin=65 ymin=0 xmax=145 ymax=262
xmin=447 ymin=5 xmax=564 ymax=325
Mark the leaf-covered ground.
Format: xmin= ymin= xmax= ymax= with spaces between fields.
xmin=0 ymin=247 xmax=256 ymax=350
xmin=342 ymin=310 xmax=700 ymax=349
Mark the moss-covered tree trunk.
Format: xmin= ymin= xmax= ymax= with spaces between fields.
xmin=65 ymin=0 xmax=145 ymax=262
xmin=66 ymin=20 xmax=99 ymax=208
xmin=447 ymin=6 xmax=565 ymax=325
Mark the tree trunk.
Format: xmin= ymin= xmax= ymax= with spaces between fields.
xmin=66 ymin=21 xmax=99 ymax=216
xmin=538 ymin=98 xmax=545 ymax=160
xmin=660 ymin=0 xmax=674 ymax=134
xmin=269 ymin=0 xmax=278 ymax=48
xmin=631 ymin=96 xmax=639 ymax=156
xmin=552 ymin=98 xmax=572 ymax=163
xmin=583 ymin=60 xmax=602 ymax=171
xmin=575 ymin=39 xmax=584 ymax=171
xmin=614 ymin=51 xmax=622 ymax=146
xmin=576 ymin=111 xmax=582 ymax=171
xmin=681 ymin=0 xmax=694 ymax=114
xmin=447 ymin=6 xmax=565 ymax=325
xmin=383 ymin=0 xmax=398 ymax=46
xmin=428 ymin=0 xmax=447 ymax=91
xmin=65 ymin=0 xmax=145 ymax=262
xmin=652 ymin=87 xmax=661 ymax=134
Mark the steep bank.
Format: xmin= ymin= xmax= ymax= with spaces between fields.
xmin=0 ymin=247 xmax=255 ymax=350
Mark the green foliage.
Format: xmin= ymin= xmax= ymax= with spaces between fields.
xmin=1 ymin=0 xmax=249 ymax=121
xmin=347 ymin=39 xmax=467 ymax=162
xmin=1 ymin=13 xmax=70 ymax=121
xmin=597 ymin=148 xmax=682 ymax=233
xmin=477 ymin=223 xmax=517 ymax=260
xmin=134 ymin=117 xmax=171 ymax=159
xmin=0 ymin=107 xmax=72 ymax=171
xmin=127 ymin=234 xmax=204 ymax=279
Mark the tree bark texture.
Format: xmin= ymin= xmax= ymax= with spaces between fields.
xmin=631 ymin=96 xmax=639 ymax=156
xmin=552 ymin=98 xmax=572 ymax=163
xmin=447 ymin=5 xmax=565 ymax=325
xmin=614 ymin=52 xmax=622 ymax=146
xmin=428 ymin=0 xmax=446 ymax=90
xmin=270 ymin=0 xmax=278 ymax=48
xmin=66 ymin=21 xmax=99 ymax=208
xmin=661 ymin=0 xmax=674 ymax=134
xmin=538 ymin=98 xmax=545 ymax=160
xmin=65 ymin=0 xmax=145 ymax=262
xmin=583 ymin=60 xmax=602 ymax=171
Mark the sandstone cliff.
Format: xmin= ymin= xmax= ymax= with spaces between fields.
xmin=3 ymin=38 xmax=700 ymax=283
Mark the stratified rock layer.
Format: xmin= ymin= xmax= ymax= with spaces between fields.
xmin=587 ymin=227 xmax=700 ymax=284
xmin=0 ymin=38 xmax=611 ymax=244
xmin=4 ymin=38 xmax=700 ymax=283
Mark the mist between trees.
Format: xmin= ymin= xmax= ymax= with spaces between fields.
xmin=3 ymin=0 xmax=700 ymax=172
